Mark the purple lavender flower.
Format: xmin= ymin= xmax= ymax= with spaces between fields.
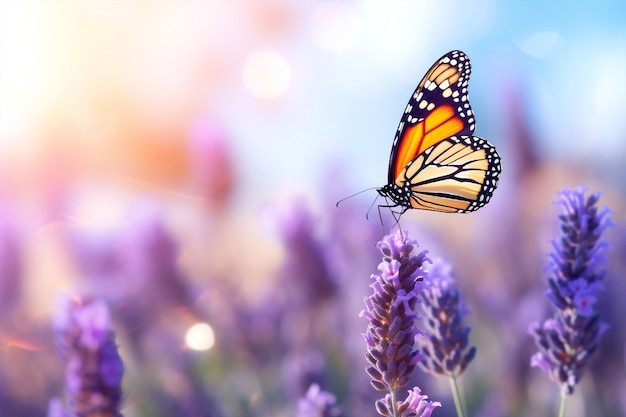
xmin=262 ymin=195 xmax=338 ymax=396
xmin=529 ymin=188 xmax=613 ymax=396
xmin=376 ymin=387 xmax=441 ymax=417
xmin=267 ymin=194 xmax=337 ymax=307
xmin=417 ymin=260 xmax=476 ymax=377
xmin=296 ymin=383 xmax=341 ymax=417
xmin=361 ymin=229 xmax=440 ymax=417
xmin=53 ymin=295 xmax=124 ymax=417
xmin=283 ymin=349 xmax=328 ymax=400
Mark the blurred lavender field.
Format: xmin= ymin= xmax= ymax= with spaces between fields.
xmin=1 ymin=1 xmax=625 ymax=417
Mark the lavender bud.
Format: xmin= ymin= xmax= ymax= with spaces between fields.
xmin=53 ymin=295 xmax=124 ymax=417
xmin=529 ymin=188 xmax=613 ymax=396
xmin=361 ymin=229 xmax=439 ymax=416
xmin=417 ymin=260 xmax=476 ymax=377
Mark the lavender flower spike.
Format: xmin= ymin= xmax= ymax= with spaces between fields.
xmin=417 ymin=260 xmax=476 ymax=377
xmin=529 ymin=188 xmax=613 ymax=396
xmin=361 ymin=229 xmax=440 ymax=417
xmin=53 ymin=295 xmax=125 ymax=417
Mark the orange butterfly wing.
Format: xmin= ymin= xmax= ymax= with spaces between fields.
xmin=379 ymin=50 xmax=501 ymax=214
xmin=389 ymin=50 xmax=475 ymax=184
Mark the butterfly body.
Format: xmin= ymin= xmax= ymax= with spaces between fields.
xmin=379 ymin=50 xmax=501 ymax=214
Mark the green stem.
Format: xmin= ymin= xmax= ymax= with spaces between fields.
xmin=390 ymin=388 xmax=399 ymax=417
xmin=557 ymin=394 xmax=566 ymax=417
xmin=449 ymin=376 xmax=465 ymax=417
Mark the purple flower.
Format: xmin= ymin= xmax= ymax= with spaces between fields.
xmin=296 ymin=383 xmax=341 ymax=417
xmin=283 ymin=349 xmax=328 ymax=400
xmin=361 ymin=229 xmax=439 ymax=417
xmin=529 ymin=188 xmax=613 ymax=396
xmin=376 ymin=387 xmax=441 ymax=417
xmin=265 ymin=194 xmax=337 ymax=307
xmin=417 ymin=259 xmax=476 ymax=377
xmin=53 ymin=294 xmax=124 ymax=417
xmin=263 ymin=195 xmax=338 ymax=393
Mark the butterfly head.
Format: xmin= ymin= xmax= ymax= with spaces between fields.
xmin=377 ymin=183 xmax=411 ymax=210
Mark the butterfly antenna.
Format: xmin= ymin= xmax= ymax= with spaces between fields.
xmin=335 ymin=187 xmax=379 ymax=208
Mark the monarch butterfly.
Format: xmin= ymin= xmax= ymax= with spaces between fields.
xmin=378 ymin=50 xmax=501 ymax=214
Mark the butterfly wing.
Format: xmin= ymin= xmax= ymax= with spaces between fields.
xmin=388 ymin=50 xmax=476 ymax=185
xmin=401 ymin=136 xmax=501 ymax=213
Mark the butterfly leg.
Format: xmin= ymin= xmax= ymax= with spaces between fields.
xmin=375 ymin=203 xmax=408 ymax=237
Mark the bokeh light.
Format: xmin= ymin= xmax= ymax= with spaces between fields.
xmin=185 ymin=322 xmax=216 ymax=352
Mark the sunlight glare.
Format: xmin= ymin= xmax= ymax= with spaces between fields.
xmin=0 ymin=2 xmax=49 ymax=143
xmin=185 ymin=322 xmax=216 ymax=351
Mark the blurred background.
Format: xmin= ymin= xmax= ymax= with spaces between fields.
xmin=0 ymin=1 xmax=625 ymax=416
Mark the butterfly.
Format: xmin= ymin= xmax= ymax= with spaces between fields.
xmin=377 ymin=50 xmax=501 ymax=214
